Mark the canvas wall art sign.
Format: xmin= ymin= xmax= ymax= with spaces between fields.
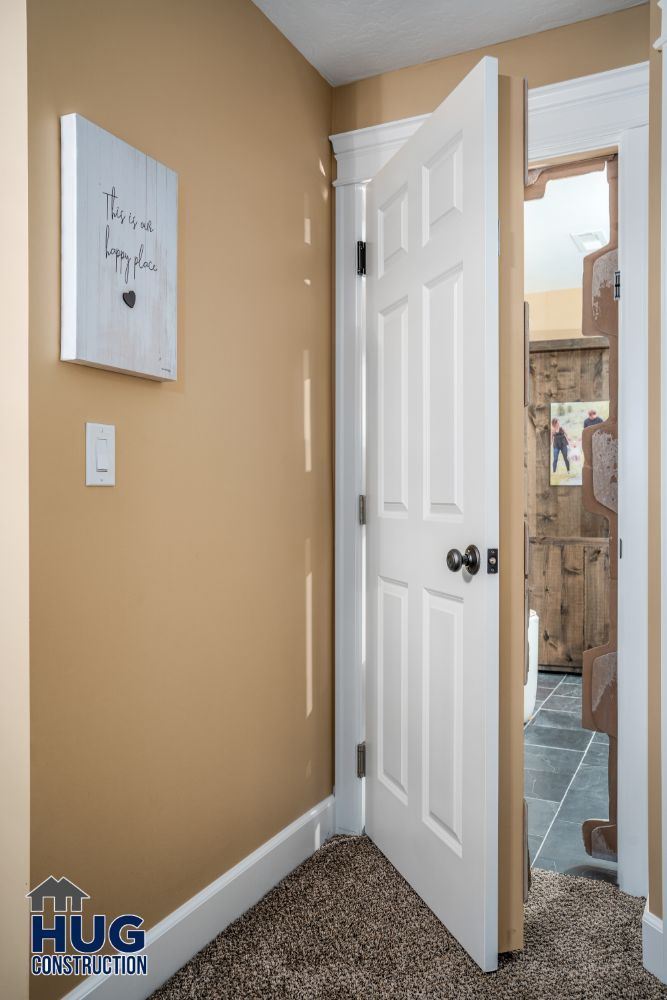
xmin=60 ymin=114 xmax=178 ymax=381
xmin=550 ymin=400 xmax=610 ymax=486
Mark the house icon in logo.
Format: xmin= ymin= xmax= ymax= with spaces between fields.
xmin=27 ymin=876 xmax=90 ymax=913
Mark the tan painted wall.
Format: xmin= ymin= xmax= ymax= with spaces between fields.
xmin=27 ymin=0 xmax=333 ymax=995
xmin=330 ymin=3 xmax=650 ymax=952
xmin=0 ymin=2 xmax=30 ymax=998
xmin=332 ymin=6 xmax=649 ymax=134
xmin=648 ymin=0 xmax=662 ymax=921
xmin=526 ymin=289 xmax=583 ymax=340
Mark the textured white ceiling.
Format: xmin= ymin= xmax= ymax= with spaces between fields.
xmin=250 ymin=0 xmax=644 ymax=86
xmin=525 ymin=169 xmax=610 ymax=293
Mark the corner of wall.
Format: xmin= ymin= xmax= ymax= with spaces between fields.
xmin=0 ymin=1 xmax=30 ymax=998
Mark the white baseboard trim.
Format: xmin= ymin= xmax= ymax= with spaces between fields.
xmin=643 ymin=904 xmax=665 ymax=983
xmin=64 ymin=795 xmax=335 ymax=1000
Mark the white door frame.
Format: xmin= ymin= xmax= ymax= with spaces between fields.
xmin=645 ymin=2 xmax=667 ymax=983
xmin=331 ymin=61 xmax=649 ymax=898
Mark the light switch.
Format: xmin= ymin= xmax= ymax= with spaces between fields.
xmin=95 ymin=438 xmax=109 ymax=472
xmin=86 ymin=423 xmax=115 ymax=486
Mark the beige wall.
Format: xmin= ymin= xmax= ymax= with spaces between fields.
xmin=331 ymin=3 xmax=650 ymax=952
xmin=526 ymin=289 xmax=584 ymax=340
xmin=332 ymin=6 xmax=649 ymax=134
xmin=28 ymin=1 xmax=332 ymax=996
xmin=648 ymin=0 xmax=662 ymax=921
xmin=1 ymin=2 xmax=30 ymax=998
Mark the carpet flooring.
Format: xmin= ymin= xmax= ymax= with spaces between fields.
xmin=151 ymin=835 xmax=667 ymax=999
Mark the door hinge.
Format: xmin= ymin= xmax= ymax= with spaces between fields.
xmin=357 ymin=741 xmax=366 ymax=778
xmin=523 ymin=798 xmax=531 ymax=901
xmin=356 ymin=240 xmax=367 ymax=276
xmin=358 ymin=494 xmax=367 ymax=525
xmin=614 ymin=270 xmax=621 ymax=300
xmin=356 ymin=741 xmax=366 ymax=779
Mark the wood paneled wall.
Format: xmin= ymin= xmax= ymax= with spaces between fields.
xmin=528 ymin=337 xmax=610 ymax=671
xmin=529 ymin=537 xmax=610 ymax=670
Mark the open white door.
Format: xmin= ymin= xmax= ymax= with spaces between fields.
xmin=365 ymin=56 xmax=499 ymax=971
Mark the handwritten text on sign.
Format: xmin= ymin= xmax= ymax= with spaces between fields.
xmin=103 ymin=185 xmax=158 ymax=285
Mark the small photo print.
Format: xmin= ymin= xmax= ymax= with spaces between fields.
xmin=550 ymin=400 xmax=610 ymax=487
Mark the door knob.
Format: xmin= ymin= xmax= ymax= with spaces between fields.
xmin=446 ymin=545 xmax=481 ymax=576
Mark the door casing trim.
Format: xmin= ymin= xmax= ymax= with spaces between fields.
xmin=650 ymin=0 xmax=667 ymax=983
xmin=330 ymin=62 xmax=649 ymax=897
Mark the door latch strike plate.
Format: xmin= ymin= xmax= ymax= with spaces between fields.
xmin=487 ymin=548 xmax=499 ymax=574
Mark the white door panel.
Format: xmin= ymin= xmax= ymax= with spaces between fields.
xmin=366 ymin=57 xmax=499 ymax=971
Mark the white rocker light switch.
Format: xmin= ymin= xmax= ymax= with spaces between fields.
xmin=86 ymin=423 xmax=115 ymax=486
xmin=95 ymin=438 xmax=109 ymax=472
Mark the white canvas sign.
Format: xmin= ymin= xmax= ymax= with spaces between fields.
xmin=61 ymin=114 xmax=178 ymax=380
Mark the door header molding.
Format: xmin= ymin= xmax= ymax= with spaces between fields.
xmin=528 ymin=62 xmax=648 ymax=160
xmin=331 ymin=114 xmax=429 ymax=186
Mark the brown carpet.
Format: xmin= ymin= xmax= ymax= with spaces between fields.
xmin=151 ymin=835 xmax=667 ymax=999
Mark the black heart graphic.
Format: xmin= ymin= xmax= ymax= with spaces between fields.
xmin=122 ymin=290 xmax=136 ymax=308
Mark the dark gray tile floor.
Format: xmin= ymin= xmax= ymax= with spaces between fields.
xmin=525 ymin=671 xmax=617 ymax=880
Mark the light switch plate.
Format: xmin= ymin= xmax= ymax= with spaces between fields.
xmin=86 ymin=422 xmax=115 ymax=486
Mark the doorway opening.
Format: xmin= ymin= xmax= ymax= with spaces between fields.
xmin=523 ymin=155 xmax=618 ymax=883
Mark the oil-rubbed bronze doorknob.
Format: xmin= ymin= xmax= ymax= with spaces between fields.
xmin=446 ymin=548 xmax=463 ymax=572
xmin=446 ymin=545 xmax=481 ymax=576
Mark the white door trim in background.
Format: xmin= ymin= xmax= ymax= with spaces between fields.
xmin=331 ymin=60 xmax=649 ymax=898
xmin=647 ymin=2 xmax=667 ymax=985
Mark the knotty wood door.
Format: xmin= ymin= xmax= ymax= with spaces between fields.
xmin=527 ymin=337 xmax=610 ymax=670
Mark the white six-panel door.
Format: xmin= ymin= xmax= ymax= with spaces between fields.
xmin=365 ymin=56 xmax=499 ymax=972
